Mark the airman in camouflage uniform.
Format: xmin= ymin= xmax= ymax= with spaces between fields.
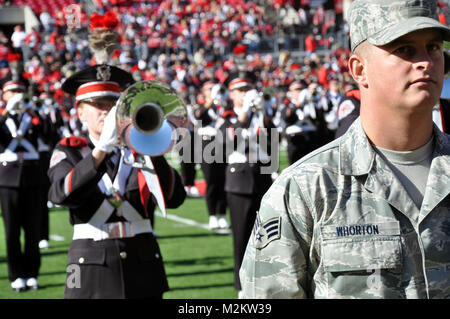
xmin=239 ymin=0 xmax=450 ymax=299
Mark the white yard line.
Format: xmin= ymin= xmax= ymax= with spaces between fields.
xmin=155 ymin=210 xmax=231 ymax=235
xmin=49 ymin=234 xmax=65 ymax=241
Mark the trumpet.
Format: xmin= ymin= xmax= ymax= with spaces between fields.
xmin=115 ymin=80 xmax=188 ymax=156
xmin=5 ymin=92 xmax=35 ymax=115
xmin=243 ymin=88 xmax=277 ymax=113
xmin=260 ymin=88 xmax=277 ymax=111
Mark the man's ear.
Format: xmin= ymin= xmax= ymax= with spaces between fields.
xmin=348 ymin=54 xmax=368 ymax=88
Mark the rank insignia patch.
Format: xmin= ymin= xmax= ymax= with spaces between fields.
xmin=252 ymin=214 xmax=281 ymax=249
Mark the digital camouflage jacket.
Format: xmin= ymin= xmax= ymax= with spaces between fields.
xmin=240 ymin=118 xmax=450 ymax=299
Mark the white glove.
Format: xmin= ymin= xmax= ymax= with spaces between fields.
xmin=210 ymin=84 xmax=221 ymax=101
xmin=5 ymin=93 xmax=24 ymax=113
xmin=242 ymin=89 xmax=259 ymax=113
xmin=97 ymin=106 xmax=118 ymax=153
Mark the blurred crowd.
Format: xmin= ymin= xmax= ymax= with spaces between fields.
xmin=0 ymin=1 xmax=353 ymax=102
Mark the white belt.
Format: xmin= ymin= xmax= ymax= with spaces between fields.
xmin=197 ymin=126 xmax=217 ymax=136
xmin=285 ymin=123 xmax=316 ymax=136
xmin=227 ymin=151 xmax=248 ymax=164
xmin=73 ymin=219 xmax=153 ymax=241
xmin=0 ymin=139 xmax=39 ymax=162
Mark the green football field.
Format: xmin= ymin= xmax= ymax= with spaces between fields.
xmin=0 ymin=148 xmax=289 ymax=299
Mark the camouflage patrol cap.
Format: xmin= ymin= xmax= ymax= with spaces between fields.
xmin=349 ymin=0 xmax=450 ymax=52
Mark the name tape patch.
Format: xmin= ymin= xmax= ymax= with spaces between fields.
xmin=321 ymin=221 xmax=401 ymax=239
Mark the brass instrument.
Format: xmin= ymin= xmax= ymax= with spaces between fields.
xmin=115 ymin=80 xmax=188 ymax=156
xmin=5 ymin=93 xmax=35 ymax=115
xmin=260 ymin=87 xmax=277 ymax=111
xmin=244 ymin=88 xmax=277 ymax=113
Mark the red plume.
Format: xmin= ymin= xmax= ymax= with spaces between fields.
xmin=90 ymin=12 xmax=104 ymax=29
xmin=89 ymin=11 xmax=118 ymax=30
xmin=103 ymin=11 xmax=119 ymax=29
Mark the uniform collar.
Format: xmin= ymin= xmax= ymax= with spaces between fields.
xmin=420 ymin=124 xmax=450 ymax=221
xmin=338 ymin=117 xmax=375 ymax=176
xmin=338 ymin=117 xmax=450 ymax=176
xmin=432 ymin=121 xmax=450 ymax=156
xmin=338 ymin=117 xmax=450 ymax=223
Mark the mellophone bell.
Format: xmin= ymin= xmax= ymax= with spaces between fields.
xmin=116 ymin=80 xmax=188 ymax=158
xmin=47 ymin=63 xmax=187 ymax=298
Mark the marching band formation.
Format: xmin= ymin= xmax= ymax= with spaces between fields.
xmin=0 ymin=47 xmax=343 ymax=297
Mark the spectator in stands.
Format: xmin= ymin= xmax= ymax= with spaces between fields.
xmin=39 ymin=8 xmax=54 ymax=33
xmin=10 ymin=25 xmax=26 ymax=55
xmin=305 ymin=32 xmax=318 ymax=53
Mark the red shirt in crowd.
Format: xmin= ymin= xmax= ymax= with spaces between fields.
xmin=305 ymin=34 xmax=317 ymax=52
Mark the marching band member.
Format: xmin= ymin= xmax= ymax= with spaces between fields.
xmin=194 ymin=80 xmax=229 ymax=229
xmin=48 ymin=64 xmax=186 ymax=298
xmin=0 ymin=68 xmax=44 ymax=292
xmin=224 ymin=71 xmax=274 ymax=296
xmin=282 ymin=80 xmax=317 ymax=164
xmin=47 ymin=11 xmax=186 ymax=299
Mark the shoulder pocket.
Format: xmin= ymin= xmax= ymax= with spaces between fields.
xmin=321 ymin=222 xmax=402 ymax=272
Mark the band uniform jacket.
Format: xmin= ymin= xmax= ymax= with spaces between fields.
xmin=281 ymin=99 xmax=318 ymax=164
xmin=240 ymin=117 xmax=450 ymax=299
xmin=335 ymin=89 xmax=361 ymax=138
xmin=195 ymin=106 xmax=233 ymax=163
xmin=47 ymin=137 xmax=186 ymax=298
xmin=224 ymin=110 xmax=274 ymax=196
xmin=0 ymin=110 xmax=44 ymax=187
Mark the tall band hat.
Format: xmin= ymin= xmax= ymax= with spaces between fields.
xmin=288 ymin=80 xmax=304 ymax=91
xmin=201 ymin=79 xmax=217 ymax=91
xmin=61 ymin=64 xmax=134 ymax=102
xmin=226 ymin=71 xmax=256 ymax=91
xmin=1 ymin=75 xmax=28 ymax=93
xmin=348 ymin=0 xmax=450 ymax=52
xmin=61 ymin=10 xmax=134 ymax=103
